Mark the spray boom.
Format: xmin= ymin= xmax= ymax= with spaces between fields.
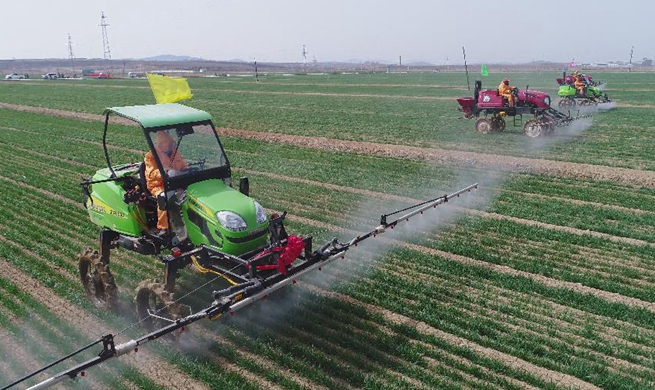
xmin=4 ymin=183 xmax=478 ymax=390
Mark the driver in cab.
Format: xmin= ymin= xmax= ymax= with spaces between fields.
xmin=144 ymin=131 xmax=188 ymax=233
xmin=498 ymin=78 xmax=516 ymax=107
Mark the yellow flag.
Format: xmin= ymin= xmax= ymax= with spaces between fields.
xmin=146 ymin=73 xmax=193 ymax=104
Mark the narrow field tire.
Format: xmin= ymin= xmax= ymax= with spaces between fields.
xmin=475 ymin=118 xmax=493 ymax=134
xmin=523 ymin=119 xmax=543 ymax=138
xmin=558 ymin=98 xmax=575 ymax=109
xmin=78 ymin=249 xmax=119 ymax=310
xmin=135 ymin=280 xmax=182 ymax=332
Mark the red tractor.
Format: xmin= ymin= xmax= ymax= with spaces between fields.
xmin=457 ymin=80 xmax=573 ymax=137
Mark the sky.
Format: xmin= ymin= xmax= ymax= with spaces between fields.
xmin=0 ymin=0 xmax=651 ymax=64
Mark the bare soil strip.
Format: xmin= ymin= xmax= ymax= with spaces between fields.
xmin=0 ymin=257 xmax=211 ymax=390
xmin=211 ymin=89 xmax=454 ymax=100
xmin=3 ymin=102 xmax=655 ymax=187
xmin=219 ymin=128 xmax=655 ymax=188
xmin=302 ymin=284 xmax=601 ymax=390
xmin=466 ymin=209 xmax=654 ymax=248
xmin=616 ymin=103 xmax=655 ymax=109
xmin=496 ymin=188 xmax=655 ymax=216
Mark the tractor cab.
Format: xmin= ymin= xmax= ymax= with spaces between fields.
xmin=81 ymin=103 xmax=269 ymax=259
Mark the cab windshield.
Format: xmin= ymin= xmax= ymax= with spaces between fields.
xmin=147 ymin=122 xmax=228 ymax=182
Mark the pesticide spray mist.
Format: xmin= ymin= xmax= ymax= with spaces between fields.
xmin=226 ymin=100 xmax=606 ymax=343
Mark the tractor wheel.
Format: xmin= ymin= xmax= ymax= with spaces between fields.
xmin=135 ymin=280 xmax=183 ymax=332
xmin=491 ymin=117 xmax=506 ymax=132
xmin=78 ymin=249 xmax=118 ymax=310
xmin=558 ymin=98 xmax=575 ymax=109
xmin=523 ymin=119 xmax=543 ymax=138
xmin=475 ymin=118 xmax=493 ymax=134
xmin=540 ymin=118 xmax=555 ymax=135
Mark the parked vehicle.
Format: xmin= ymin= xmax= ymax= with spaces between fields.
xmin=4 ymin=73 xmax=28 ymax=80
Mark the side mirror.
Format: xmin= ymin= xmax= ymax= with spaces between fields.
xmin=239 ymin=177 xmax=249 ymax=196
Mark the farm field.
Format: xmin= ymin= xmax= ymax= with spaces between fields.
xmin=1 ymin=70 xmax=655 ymax=389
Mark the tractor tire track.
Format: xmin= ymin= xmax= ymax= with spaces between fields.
xmin=3 ymin=102 xmax=655 ymax=188
xmin=0 ymin=257 xmax=211 ymax=390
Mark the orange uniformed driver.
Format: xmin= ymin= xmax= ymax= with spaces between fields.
xmin=498 ymin=78 xmax=516 ymax=107
xmin=144 ymin=131 xmax=188 ymax=232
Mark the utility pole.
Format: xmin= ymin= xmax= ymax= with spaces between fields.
xmin=100 ymin=11 xmax=112 ymax=60
xmin=462 ymin=46 xmax=470 ymax=91
xmin=67 ymin=33 xmax=75 ymax=73
xmin=254 ymin=58 xmax=259 ymax=82
xmin=629 ymin=45 xmax=634 ymax=72
xmin=399 ymin=55 xmax=402 ymax=67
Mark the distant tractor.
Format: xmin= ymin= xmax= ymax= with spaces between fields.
xmin=457 ymin=80 xmax=573 ymax=137
xmin=556 ymin=71 xmax=610 ymax=108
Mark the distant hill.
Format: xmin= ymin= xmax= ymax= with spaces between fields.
xmin=140 ymin=54 xmax=205 ymax=62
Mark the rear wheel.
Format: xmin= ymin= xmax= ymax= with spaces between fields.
xmin=523 ymin=119 xmax=543 ymax=138
xmin=79 ymin=249 xmax=118 ymax=310
xmin=135 ymin=280 xmax=183 ymax=332
xmin=475 ymin=118 xmax=493 ymax=134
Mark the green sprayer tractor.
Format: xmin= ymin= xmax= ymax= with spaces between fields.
xmin=556 ymin=71 xmax=610 ymax=108
xmin=2 ymin=103 xmax=477 ymax=389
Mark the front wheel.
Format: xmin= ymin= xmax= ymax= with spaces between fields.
xmin=558 ymin=98 xmax=575 ymax=109
xmin=523 ymin=119 xmax=543 ymax=138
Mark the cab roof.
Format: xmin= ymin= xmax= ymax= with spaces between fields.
xmin=103 ymin=103 xmax=212 ymax=129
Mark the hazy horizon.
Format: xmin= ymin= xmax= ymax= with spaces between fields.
xmin=0 ymin=0 xmax=650 ymax=65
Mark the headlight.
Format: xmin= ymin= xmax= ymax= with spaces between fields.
xmin=216 ymin=211 xmax=247 ymax=231
xmin=254 ymin=201 xmax=267 ymax=224
xmin=544 ymin=96 xmax=551 ymax=106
